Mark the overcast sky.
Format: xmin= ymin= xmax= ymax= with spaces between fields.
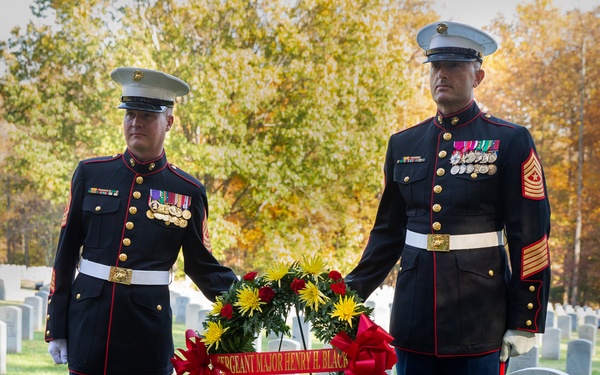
xmin=0 ymin=0 xmax=598 ymax=42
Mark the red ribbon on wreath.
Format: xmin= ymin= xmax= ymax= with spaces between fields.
xmin=330 ymin=314 xmax=397 ymax=375
xmin=171 ymin=329 xmax=231 ymax=375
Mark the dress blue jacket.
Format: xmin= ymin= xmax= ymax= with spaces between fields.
xmin=347 ymin=101 xmax=551 ymax=356
xmin=45 ymin=149 xmax=237 ymax=375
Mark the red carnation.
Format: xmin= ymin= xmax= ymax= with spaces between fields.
xmin=290 ymin=278 xmax=306 ymax=294
xmin=330 ymin=281 xmax=346 ymax=295
xmin=328 ymin=270 xmax=342 ymax=280
xmin=258 ymin=286 xmax=275 ymax=303
xmin=220 ymin=303 xmax=233 ymax=320
xmin=243 ymin=271 xmax=258 ymax=281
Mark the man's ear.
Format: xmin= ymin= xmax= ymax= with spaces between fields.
xmin=166 ymin=114 xmax=174 ymax=131
xmin=474 ymin=68 xmax=485 ymax=87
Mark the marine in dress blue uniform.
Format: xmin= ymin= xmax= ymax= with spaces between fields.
xmin=346 ymin=22 xmax=551 ymax=375
xmin=45 ymin=68 xmax=237 ymax=375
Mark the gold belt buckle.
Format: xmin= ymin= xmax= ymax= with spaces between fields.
xmin=109 ymin=266 xmax=133 ymax=285
xmin=427 ymin=234 xmax=450 ymax=252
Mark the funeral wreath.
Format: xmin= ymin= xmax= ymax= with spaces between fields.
xmin=199 ymin=255 xmax=373 ymax=354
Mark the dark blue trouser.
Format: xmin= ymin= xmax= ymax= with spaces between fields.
xmin=395 ymin=348 xmax=508 ymax=375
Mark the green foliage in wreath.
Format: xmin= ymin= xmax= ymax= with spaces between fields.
xmin=200 ymin=256 xmax=373 ymax=354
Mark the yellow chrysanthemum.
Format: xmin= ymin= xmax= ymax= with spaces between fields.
xmin=298 ymin=255 xmax=328 ymax=279
xmin=263 ymin=261 xmax=290 ymax=287
xmin=330 ymin=295 xmax=362 ymax=327
xmin=201 ymin=321 xmax=229 ymax=351
xmin=234 ymin=285 xmax=265 ymax=317
xmin=209 ymin=298 xmax=224 ymax=316
xmin=298 ymin=281 xmax=329 ymax=311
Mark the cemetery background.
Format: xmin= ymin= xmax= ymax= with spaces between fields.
xmin=0 ymin=264 xmax=599 ymax=375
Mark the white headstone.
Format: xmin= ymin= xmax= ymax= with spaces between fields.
xmin=508 ymin=345 xmax=539 ymax=373
xmin=508 ymin=368 xmax=569 ymax=375
xmin=0 ymin=320 xmax=6 ymax=375
xmin=34 ymin=291 xmax=49 ymax=329
xmin=567 ymin=313 xmax=578 ymax=332
xmin=267 ymin=337 xmax=301 ymax=352
xmin=14 ymin=305 xmax=33 ymax=340
xmin=197 ymin=309 xmax=210 ymax=330
xmin=23 ymin=296 xmax=43 ymax=331
xmin=185 ymin=303 xmax=201 ymax=331
xmin=566 ymin=339 xmax=592 ymax=375
xmin=253 ymin=331 xmax=263 ymax=352
xmin=545 ymin=310 xmax=555 ymax=329
xmin=174 ymin=296 xmax=190 ymax=324
xmin=557 ymin=315 xmax=571 ymax=340
xmin=0 ymin=306 xmax=21 ymax=353
xmin=373 ymin=298 xmax=391 ymax=331
xmin=0 ymin=266 xmax=23 ymax=301
xmin=583 ymin=314 xmax=598 ymax=328
xmin=541 ymin=327 xmax=561 ymax=360
xmin=577 ymin=324 xmax=596 ymax=355
xmin=291 ymin=314 xmax=311 ymax=349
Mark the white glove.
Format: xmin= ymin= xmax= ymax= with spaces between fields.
xmin=500 ymin=329 xmax=536 ymax=362
xmin=48 ymin=338 xmax=68 ymax=364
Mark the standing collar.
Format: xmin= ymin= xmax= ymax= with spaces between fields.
xmin=122 ymin=149 xmax=168 ymax=175
xmin=433 ymin=101 xmax=481 ymax=128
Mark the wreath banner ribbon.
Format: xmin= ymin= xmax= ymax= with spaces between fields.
xmin=330 ymin=314 xmax=397 ymax=375
xmin=211 ymin=349 xmax=347 ymax=374
xmin=172 ymin=329 xmax=348 ymax=374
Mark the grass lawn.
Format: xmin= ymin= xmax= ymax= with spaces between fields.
xmin=2 ymin=306 xmax=599 ymax=374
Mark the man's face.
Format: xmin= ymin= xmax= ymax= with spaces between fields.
xmin=123 ymin=109 xmax=173 ymax=161
xmin=429 ymin=61 xmax=483 ymax=114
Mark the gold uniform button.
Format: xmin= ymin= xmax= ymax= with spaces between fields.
xmin=133 ymin=191 xmax=142 ymax=199
xmin=119 ymin=253 xmax=128 ymax=262
xmin=526 ymin=320 xmax=532 ymax=326
xmin=529 ymin=286 xmax=536 ymax=292
xmin=438 ymin=150 xmax=447 ymax=158
xmin=135 ymin=176 xmax=144 ymax=184
xmin=76 ymin=294 xmax=81 ymax=300
xmin=471 ymin=173 xmax=478 ymax=179
xmin=432 ymin=204 xmax=441 ymax=213
xmin=443 ymin=132 xmax=452 ymax=141
xmin=434 ymin=185 xmax=443 ymax=194
xmin=485 ymin=113 xmax=492 ymax=118
xmin=404 ymin=176 xmax=410 ymax=182
xmin=527 ymin=303 xmax=534 ymax=310
xmin=46 ymin=330 xmax=50 ymax=336
xmin=126 ymin=222 xmax=134 ymax=230
xmin=123 ymin=238 xmax=131 ymax=246
xmin=129 ymin=206 xmax=138 ymax=215
xmin=95 ymin=206 xmax=101 ymax=212
xmin=157 ymin=305 xmax=162 ymax=311
xmin=48 ymin=299 xmax=51 ymax=305
xmin=46 ymin=314 xmax=50 ymax=321
xmin=488 ymin=270 xmax=494 ymax=277
xmin=437 ymin=168 xmax=445 ymax=176
xmin=432 ymin=222 xmax=442 ymax=231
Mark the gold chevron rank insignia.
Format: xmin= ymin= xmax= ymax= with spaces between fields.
xmin=522 ymin=150 xmax=545 ymax=200
xmin=522 ymin=236 xmax=549 ymax=279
